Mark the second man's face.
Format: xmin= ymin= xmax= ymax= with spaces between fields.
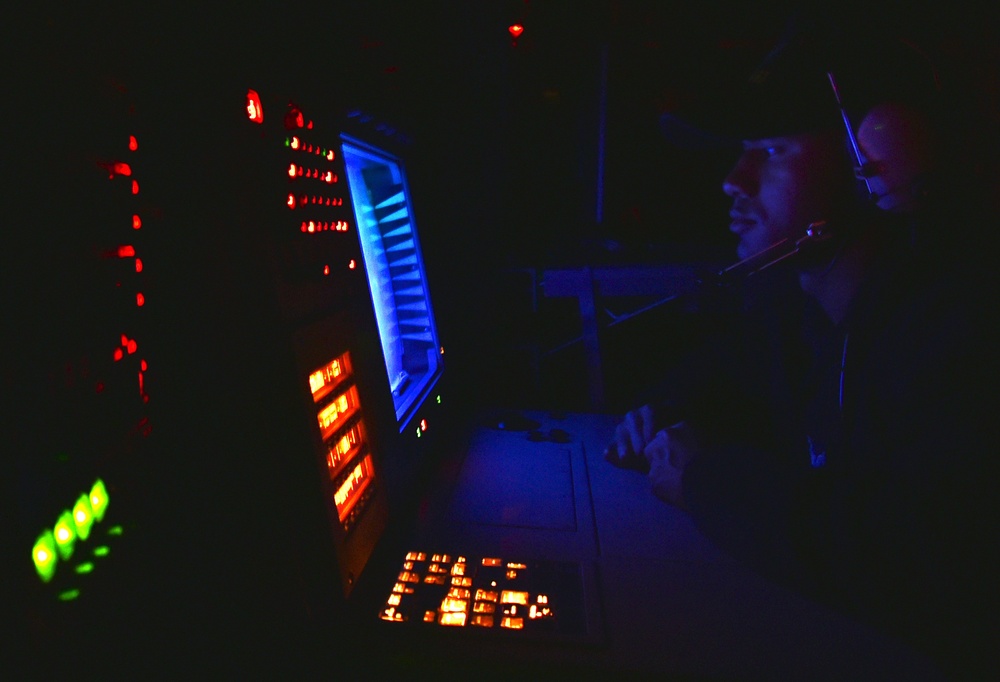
xmin=722 ymin=131 xmax=853 ymax=260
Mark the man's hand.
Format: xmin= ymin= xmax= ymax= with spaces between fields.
xmin=605 ymin=404 xmax=657 ymax=471
xmin=645 ymin=423 xmax=698 ymax=509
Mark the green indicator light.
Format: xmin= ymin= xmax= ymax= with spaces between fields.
xmin=436 ymin=395 xmax=442 ymax=404
xmin=75 ymin=562 xmax=95 ymax=574
xmin=93 ymin=546 xmax=110 ymax=557
xmin=72 ymin=494 xmax=95 ymax=541
xmin=284 ymin=137 xmax=290 ymax=147
xmin=89 ymin=479 xmax=109 ymax=522
xmin=53 ymin=510 xmax=77 ymax=560
xmin=58 ymin=589 xmax=81 ymax=601
xmin=32 ymin=531 xmax=58 ymax=583
xmin=416 ymin=427 xmax=422 ymax=438
xmin=107 ymin=525 xmax=124 ymax=536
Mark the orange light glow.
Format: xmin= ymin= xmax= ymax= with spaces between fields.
xmin=509 ymin=24 xmax=524 ymax=38
xmin=132 ymin=214 xmax=142 ymax=229
xmin=129 ymin=135 xmax=138 ymax=151
xmin=290 ymin=136 xmax=300 ymax=149
xmin=500 ymin=616 xmax=524 ymax=630
xmin=348 ymin=260 xmax=356 ymax=269
xmin=439 ymin=612 xmax=467 ymax=627
xmin=475 ymin=589 xmax=498 ymax=602
xmin=317 ymin=385 xmax=360 ymax=437
xmin=439 ymin=597 xmax=468 ymax=613
xmin=471 ymin=615 xmax=494 ymax=627
xmin=333 ymin=454 xmax=375 ymax=522
xmin=405 ymin=552 xmax=426 ymax=562
xmin=500 ymin=591 xmax=529 ymax=605
xmin=326 ymin=150 xmax=335 ymax=161
xmin=482 ymin=557 xmax=502 ymax=567
xmin=288 ymin=163 xmax=298 ymax=178
xmin=309 ymin=353 xmax=351 ymax=402
xmin=246 ymin=89 xmax=264 ymax=123
xmin=326 ymin=423 xmax=365 ymax=477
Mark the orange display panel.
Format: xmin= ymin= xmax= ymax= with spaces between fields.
xmin=333 ymin=453 xmax=375 ymax=523
xmin=316 ymin=384 xmax=360 ymax=441
xmin=326 ymin=421 xmax=366 ymax=480
xmin=309 ymin=351 xmax=352 ymax=403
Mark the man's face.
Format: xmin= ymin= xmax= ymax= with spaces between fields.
xmin=723 ymin=131 xmax=853 ymax=260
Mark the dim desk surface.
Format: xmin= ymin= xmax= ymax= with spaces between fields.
xmin=376 ymin=409 xmax=943 ymax=680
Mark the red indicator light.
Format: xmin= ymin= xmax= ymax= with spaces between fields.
xmin=287 ymin=194 xmax=296 ymax=209
xmin=323 ymin=265 xmax=330 ymax=275
xmin=285 ymin=106 xmax=305 ymax=129
xmin=131 ymin=180 xmax=139 ymax=195
xmin=288 ymin=163 xmax=297 ymax=178
xmin=141 ymin=359 xmax=148 ymax=371
xmin=96 ymin=381 xmax=105 ymax=393
xmin=138 ymin=371 xmax=144 ymax=394
xmin=136 ymin=293 xmax=145 ymax=307
xmin=348 ymin=259 xmax=356 ymax=269
xmin=135 ymin=258 xmax=143 ymax=272
xmin=121 ymin=334 xmax=129 ymax=345
xmin=113 ymin=348 xmax=124 ymax=362
xmin=132 ymin=214 xmax=142 ymax=229
xmin=129 ymin=135 xmax=138 ymax=151
xmin=127 ymin=340 xmax=137 ymax=354
xmin=290 ymin=136 xmax=300 ymax=149
xmin=420 ymin=419 xmax=428 ymax=432
xmin=509 ymin=24 xmax=524 ymax=39
xmin=113 ymin=162 xmax=132 ymax=176
xmin=327 ymin=150 xmax=335 ymax=161
xmin=117 ymin=245 xmax=136 ymax=257
xmin=247 ymin=89 xmax=264 ymax=123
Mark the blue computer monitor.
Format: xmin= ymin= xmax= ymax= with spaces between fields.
xmin=341 ymin=135 xmax=442 ymax=433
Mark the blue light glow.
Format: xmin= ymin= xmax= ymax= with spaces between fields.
xmin=342 ymin=136 xmax=442 ymax=431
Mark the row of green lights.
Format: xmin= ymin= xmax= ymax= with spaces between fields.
xmin=32 ymin=479 xmax=110 ymax=583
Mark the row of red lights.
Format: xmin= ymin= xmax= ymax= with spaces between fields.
xmin=288 ymin=163 xmax=338 ymax=183
xmin=288 ymin=136 xmax=335 ymax=160
xmin=286 ymin=194 xmax=344 ymax=209
xmin=301 ymin=221 xmax=349 ymax=233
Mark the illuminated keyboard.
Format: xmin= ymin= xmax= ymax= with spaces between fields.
xmin=379 ymin=552 xmax=567 ymax=631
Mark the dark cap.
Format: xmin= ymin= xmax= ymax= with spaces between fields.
xmin=660 ymin=15 xmax=939 ymax=149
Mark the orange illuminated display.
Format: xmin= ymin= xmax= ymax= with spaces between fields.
xmin=316 ymin=385 xmax=360 ymax=439
xmin=333 ymin=454 xmax=375 ymax=522
xmin=501 ymin=591 xmax=529 ymax=605
xmin=309 ymin=352 xmax=352 ymax=402
xmin=326 ymin=422 xmax=365 ymax=478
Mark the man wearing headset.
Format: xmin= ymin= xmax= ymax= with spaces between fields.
xmin=607 ymin=17 xmax=998 ymax=678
